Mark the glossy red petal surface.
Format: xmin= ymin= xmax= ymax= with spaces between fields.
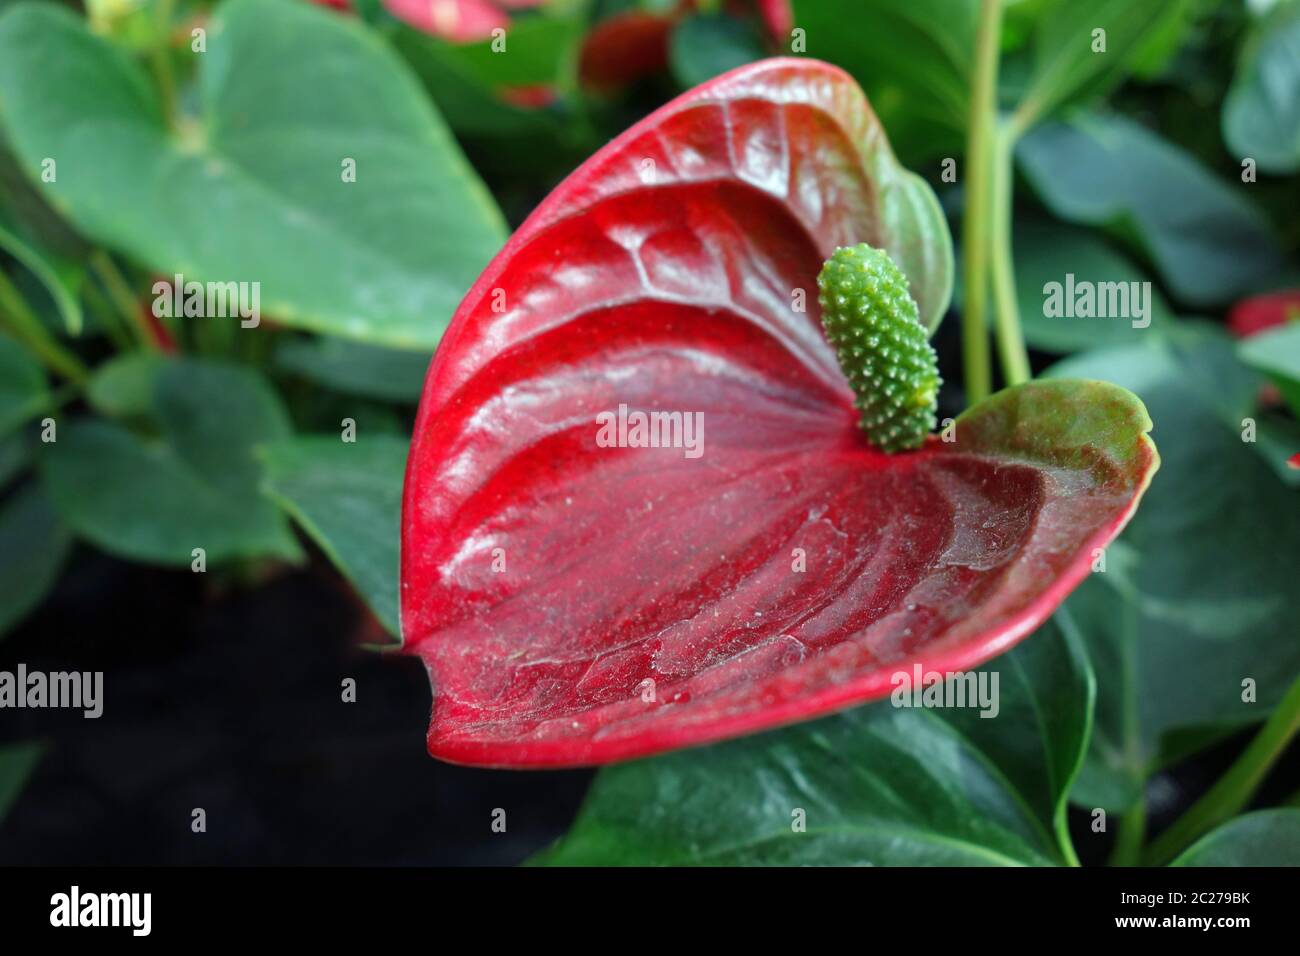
xmin=401 ymin=59 xmax=1155 ymax=767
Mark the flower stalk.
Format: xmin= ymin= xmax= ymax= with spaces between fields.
xmin=1144 ymin=670 xmax=1300 ymax=864
xmin=0 ymin=268 xmax=88 ymax=384
xmin=960 ymin=0 xmax=1001 ymax=405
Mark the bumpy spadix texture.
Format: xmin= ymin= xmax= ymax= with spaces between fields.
xmin=400 ymin=59 xmax=1158 ymax=768
xmin=818 ymin=244 xmax=939 ymax=452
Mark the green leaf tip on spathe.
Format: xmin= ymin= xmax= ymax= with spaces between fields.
xmin=816 ymin=243 xmax=940 ymax=453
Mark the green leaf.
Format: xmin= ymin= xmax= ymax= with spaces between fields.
xmin=1017 ymin=112 xmax=1286 ymax=307
xmin=274 ymin=336 xmax=429 ymax=404
xmin=669 ymin=14 xmax=767 ymax=89
xmin=1014 ymin=0 xmax=1190 ymax=125
xmin=85 ymin=351 xmax=167 ymax=419
xmin=0 ymin=132 xmax=86 ymax=263
xmin=791 ymin=0 xmax=976 ymax=163
xmin=1047 ymin=331 xmax=1300 ymax=810
xmin=1171 ymin=809 xmax=1300 ymax=866
xmin=535 ymin=620 xmax=1092 ymax=866
xmin=391 ymin=27 xmax=546 ymax=139
xmin=0 ymin=0 xmax=507 ymax=349
xmin=791 ymin=0 xmax=1184 ymax=163
xmin=1014 ymin=221 xmax=1173 ymax=352
xmin=0 ymin=740 xmax=43 ymax=823
xmin=42 ymin=358 xmax=300 ymax=565
xmin=388 ymin=24 xmax=593 ymax=178
xmin=0 ymin=431 xmax=27 ymax=488
xmin=1223 ymin=4 xmax=1300 ymax=173
xmin=261 ymin=434 xmax=406 ymax=639
xmin=0 ymin=333 xmax=47 ymax=436
xmin=0 ymin=207 xmax=83 ymax=335
xmin=0 ymin=481 xmax=70 ymax=637
xmin=438 ymin=13 xmax=582 ymax=89
xmin=1253 ymin=414 xmax=1300 ymax=488
xmin=1238 ymin=320 xmax=1300 ymax=417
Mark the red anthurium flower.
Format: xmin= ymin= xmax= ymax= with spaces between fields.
xmin=401 ymin=59 xmax=1158 ymax=767
xmin=384 ymin=0 xmax=508 ymax=42
xmin=753 ymin=0 xmax=793 ymax=41
xmin=313 ymin=0 xmax=546 ymax=41
xmin=578 ymin=10 xmax=677 ymax=92
xmin=390 ymin=0 xmax=548 ymax=42
xmin=1228 ymin=290 xmax=1300 ymax=338
xmin=579 ymin=2 xmax=791 ymax=93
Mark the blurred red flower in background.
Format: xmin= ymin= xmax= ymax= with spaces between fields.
xmin=1229 ymin=289 xmax=1300 ymax=338
xmin=313 ymin=0 xmax=545 ymax=43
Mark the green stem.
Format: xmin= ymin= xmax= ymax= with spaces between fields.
xmin=989 ymin=124 xmax=1031 ymax=386
xmin=1108 ymin=798 xmax=1146 ymax=867
xmin=82 ymin=278 xmax=132 ymax=351
xmin=1144 ymin=670 xmax=1300 ymax=865
xmin=90 ymin=250 xmax=160 ymax=352
xmin=0 ymin=269 xmax=89 ymax=384
xmin=1006 ymin=105 xmax=1037 ymax=145
xmin=1056 ymin=813 xmax=1081 ymax=867
xmin=150 ymin=0 xmax=178 ymax=130
xmin=960 ymin=0 xmax=1001 ymax=405
xmin=1108 ymin=595 xmax=1150 ymax=867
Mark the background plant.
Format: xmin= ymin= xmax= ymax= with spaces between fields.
xmin=1 ymin=0 xmax=1298 ymax=866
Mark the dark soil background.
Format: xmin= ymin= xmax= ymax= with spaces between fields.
xmin=0 ymin=547 xmax=592 ymax=865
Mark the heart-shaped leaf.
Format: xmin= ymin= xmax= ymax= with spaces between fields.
xmin=0 ymin=0 xmax=507 ymax=349
xmin=0 ymin=480 xmax=71 ymax=638
xmin=0 ymin=433 xmax=28 ymax=490
xmin=430 ymin=11 xmax=582 ymax=88
xmin=274 ymin=337 xmax=431 ymax=404
xmin=790 ymin=0 xmax=976 ymax=163
xmin=1012 ymin=0 xmax=1190 ymax=126
xmin=401 ymin=59 xmax=1157 ymax=767
xmin=1171 ymin=810 xmax=1300 ymax=867
xmin=390 ymin=23 xmax=595 ymax=179
xmin=535 ymin=618 xmax=1092 ymax=865
xmin=1017 ymin=113 xmax=1286 ymax=308
xmin=0 ymin=208 xmax=84 ymax=336
xmin=1047 ymin=331 xmax=1300 ymax=810
xmin=42 ymin=358 xmax=299 ymax=565
xmin=262 ymin=434 xmax=408 ymax=638
xmin=669 ymin=13 xmax=768 ymax=89
xmin=0 ymin=335 xmax=47 ymax=438
xmin=1254 ymin=415 xmax=1300 ymax=488
xmin=0 ymin=131 xmax=88 ymax=266
xmin=1223 ymin=3 xmax=1300 ymax=174
xmin=788 ymin=0 xmax=1183 ymax=165
xmin=1238 ymin=321 xmax=1300 ymax=418
xmin=1014 ymin=221 xmax=1173 ymax=353
xmin=84 ymin=352 xmax=167 ymax=420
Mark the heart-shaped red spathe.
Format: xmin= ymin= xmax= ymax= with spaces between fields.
xmin=401 ymin=58 xmax=1157 ymax=767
